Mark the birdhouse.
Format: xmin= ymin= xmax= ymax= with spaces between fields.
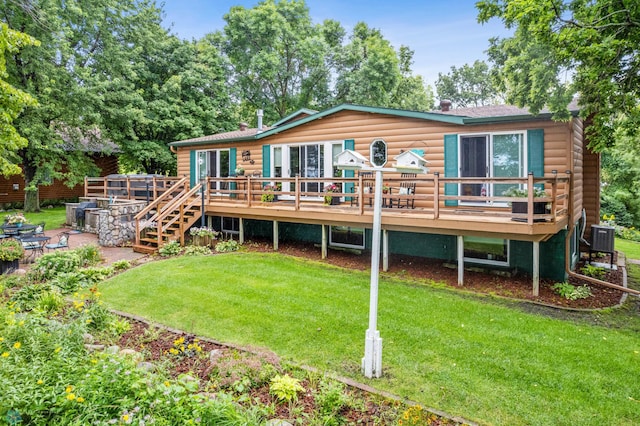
xmin=393 ymin=150 xmax=429 ymax=174
xmin=334 ymin=149 xmax=369 ymax=170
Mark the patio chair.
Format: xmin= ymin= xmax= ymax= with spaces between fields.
xmin=350 ymin=171 xmax=373 ymax=207
xmin=45 ymin=232 xmax=70 ymax=251
xmin=391 ymin=173 xmax=417 ymax=209
xmin=34 ymin=222 xmax=45 ymax=237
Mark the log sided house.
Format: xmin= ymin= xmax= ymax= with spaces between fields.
xmin=124 ymin=103 xmax=599 ymax=294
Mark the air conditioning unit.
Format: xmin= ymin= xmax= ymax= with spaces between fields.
xmin=591 ymin=225 xmax=614 ymax=253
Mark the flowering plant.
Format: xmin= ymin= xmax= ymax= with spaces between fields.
xmin=189 ymin=226 xmax=219 ymax=238
xmin=261 ymin=183 xmax=281 ymax=202
xmin=0 ymin=239 xmax=24 ymax=261
xmin=324 ymin=183 xmax=340 ymax=205
xmin=5 ymin=212 xmax=27 ymax=225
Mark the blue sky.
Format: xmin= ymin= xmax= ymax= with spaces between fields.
xmin=160 ymin=0 xmax=510 ymax=86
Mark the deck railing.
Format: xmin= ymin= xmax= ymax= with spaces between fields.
xmin=198 ymin=172 xmax=571 ymax=225
xmin=84 ymin=176 xmax=185 ymax=201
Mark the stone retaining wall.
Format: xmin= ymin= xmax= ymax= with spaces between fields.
xmin=97 ymin=200 xmax=146 ymax=247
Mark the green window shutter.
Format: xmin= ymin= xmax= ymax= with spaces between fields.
xmin=527 ymin=129 xmax=544 ymax=190
xmin=189 ymin=150 xmax=196 ymax=188
xmin=343 ymin=139 xmax=355 ymax=198
xmin=262 ymin=145 xmax=271 ymax=178
xmin=229 ymin=148 xmax=237 ymax=175
xmin=444 ymin=134 xmax=458 ymax=206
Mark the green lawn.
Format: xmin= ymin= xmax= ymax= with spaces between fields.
xmin=616 ymin=237 xmax=640 ymax=260
xmin=100 ymin=253 xmax=640 ymax=426
xmin=3 ymin=207 xmax=67 ymax=230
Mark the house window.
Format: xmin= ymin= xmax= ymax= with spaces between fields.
xmin=463 ymin=236 xmax=509 ymax=265
xmin=459 ymin=132 xmax=525 ymax=205
xmin=271 ymin=141 xmax=342 ymax=198
xmin=330 ymin=226 xmax=365 ymax=249
xmin=196 ymin=149 xmax=231 ymax=191
xmin=221 ymin=217 xmax=239 ymax=234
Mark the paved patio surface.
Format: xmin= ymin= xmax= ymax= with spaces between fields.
xmin=18 ymin=228 xmax=148 ymax=268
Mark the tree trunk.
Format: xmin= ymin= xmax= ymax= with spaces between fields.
xmin=22 ymin=165 xmax=41 ymax=212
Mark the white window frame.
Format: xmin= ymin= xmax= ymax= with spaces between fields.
xmin=458 ymin=131 xmax=527 ymax=207
xmin=195 ymin=148 xmax=231 ymax=193
xmin=271 ymin=141 xmax=343 ymax=200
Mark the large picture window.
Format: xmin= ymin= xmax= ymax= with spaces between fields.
xmin=272 ymin=141 xmax=343 ymax=199
xmin=459 ymin=132 xmax=525 ymax=205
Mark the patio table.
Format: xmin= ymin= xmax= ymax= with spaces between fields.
xmin=0 ymin=223 xmax=37 ymax=236
xmin=19 ymin=235 xmax=51 ymax=262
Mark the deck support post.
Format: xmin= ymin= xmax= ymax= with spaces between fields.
xmin=457 ymin=235 xmax=464 ymax=286
xmin=321 ymin=225 xmax=328 ymax=259
xmin=533 ymin=241 xmax=540 ymax=296
xmin=239 ymin=218 xmax=245 ymax=244
xmin=273 ymin=220 xmax=279 ymax=251
xmin=382 ymin=229 xmax=389 ymax=272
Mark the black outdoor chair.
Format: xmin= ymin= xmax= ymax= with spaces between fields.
xmin=391 ymin=173 xmax=417 ymax=208
xmin=33 ymin=222 xmax=45 ymax=237
xmin=45 ymin=232 xmax=70 ymax=251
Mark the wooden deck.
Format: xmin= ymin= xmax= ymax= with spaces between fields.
xmin=86 ymin=173 xmax=571 ymax=242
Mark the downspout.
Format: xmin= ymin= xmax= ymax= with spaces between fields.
xmin=564 ymin=171 xmax=640 ymax=296
xmin=170 ymin=145 xmax=177 ymax=154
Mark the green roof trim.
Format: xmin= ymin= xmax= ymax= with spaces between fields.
xmin=169 ymin=103 xmax=581 ymax=148
xmin=271 ymin=108 xmax=319 ymax=127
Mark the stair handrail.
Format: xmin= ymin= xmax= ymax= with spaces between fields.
xmin=153 ymin=182 xmax=203 ymax=247
xmin=135 ymin=176 xmax=188 ymax=222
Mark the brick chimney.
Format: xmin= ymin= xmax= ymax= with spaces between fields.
xmin=440 ymin=99 xmax=452 ymax=112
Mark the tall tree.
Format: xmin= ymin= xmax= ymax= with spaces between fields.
xmin=0 ymin=23 xmax=38 ymax=177
xmin=222 ymin=0 xmax=333 ymax=122
xmin=3 ymin=0 xmax=167 ymax=210
xmin=334 ymin=22 xmax=400 ymax=107
xmin=389 ymin=46 xmax=434 ymax=111
xmin=477 ymin=0 xmax=640 ymax=150
xmin=435 ymin=60 xmax=502 ymax=108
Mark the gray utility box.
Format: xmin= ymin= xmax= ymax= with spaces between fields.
xmin=590 ymin=225 xmax=615 ymax=267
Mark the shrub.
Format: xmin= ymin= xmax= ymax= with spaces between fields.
xmin=269 ymin=374 xmax=304 ymax=402
xmin=0 ymin=239 xmax=24 ymax=261
xmin=75 ymin=244 xmax=102 ymax=266
xmin=552 ymin=282 xmax=593 ymax=300
xmin=159 ymin=240 xmax=181 ymax=257
xmin=111 ymin=259 xmax=131 ymax=272
xmin=184 ymin=245 xmax=211 ymax=256
xmin=215 ymin=240 xmax=240 ymax=253
xmin=30 ymin=251 xmax=82 ymax=281
xmin=315 ymin=379 xmax=349 ymax=419
xmin=580 ymin=264 xmax=606 ymax=279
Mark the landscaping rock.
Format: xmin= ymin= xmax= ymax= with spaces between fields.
xmin=105 ymin=345 xmax=120 ymax=354
xmin=84 ymin=344 xmax=105 ymax=352
xmin=209 ymin=349 xmax=223 ymax=362
xmin=267 ymin=420 xmax=293 ymax=426
xmin=83 ymin=333 xmax=94 ymax=343
xmin=137 ymin=361 xmax=156 ymax=372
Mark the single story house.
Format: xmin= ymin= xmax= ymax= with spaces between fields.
xmin=135 ymin=102 xmax=599 ymax=294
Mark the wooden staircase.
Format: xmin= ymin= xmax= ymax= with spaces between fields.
xmin=133 ymin=178 xmax=204 ymax=253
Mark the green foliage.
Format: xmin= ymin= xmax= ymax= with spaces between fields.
xmin=158 ymin=241 xmax=182 ymax=257
xmin=435 ymin=60 xmax=502 ymax=108
xmin=184 ymin=245 xmax=211 ymax=256
xmin=580 ymin=264 xmax=606 ymax=280
xmin=552 ymin=282 xmax=593 ymax=300
xmin=269 ymin=374 xmax=304 ymax=402
xmin=477 ymin=0 xmax=640 ymax=151
xmin=315 ymin=379 xmax=349 ymax=420
xmin=0 ymin=239 xmax=24 ymax=261
xmin=215 ymin=240 xmax=240 ymax=253
xmin=29 ymin=252 xmax=82 ymax=282
xmin=110 ymin=260 xmax=131 ymax=272
xmin=74 ymin=245 xmax=102 ymax=267
xmin=0 ymin=23 xmax=39 ymax=178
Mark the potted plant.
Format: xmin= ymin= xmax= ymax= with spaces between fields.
xmin=4 ymin=212 xmax=28 ymax=227
xmin=0 ymin=239 xmax=24 ymax=274
xmin=234 ymin=167 xmax=245 ymax=176
xmin=189 ymin=226 xmax=220 ymax=247
xmin=502 ymin=186 xmax=550 ymax=221
xmin=324 ymin=183 xmax=341 ymax=205
xmin=261 ymin=183 xmax=281 ymax=202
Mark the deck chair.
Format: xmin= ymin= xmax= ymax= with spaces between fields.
xmin=350 ymin=171 xmax=374 ymax=207
xmin=391 ymin=173 xmax=417 ymax=208
xmin=45 ymin=232 xmax=70 ymax=251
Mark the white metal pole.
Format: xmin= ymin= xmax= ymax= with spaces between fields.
xmin=362 ymin=168 xmax=383 ymax=378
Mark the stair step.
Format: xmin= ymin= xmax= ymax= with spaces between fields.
xmin=133 ymin=244 xmax=157 ymax=254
